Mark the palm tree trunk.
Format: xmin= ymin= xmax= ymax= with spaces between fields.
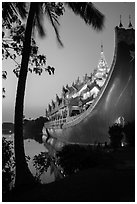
xmin=14 ymin=3 xmax=37 ymax=187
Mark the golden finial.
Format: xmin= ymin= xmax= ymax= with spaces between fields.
xmin=119 ymin=15 xmax=123 ymax=28
xmin=128 ymin=15 xmax=133 ymax=28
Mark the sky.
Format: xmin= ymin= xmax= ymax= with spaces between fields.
xmin=2 ymin=2 xmax=135 ymax=122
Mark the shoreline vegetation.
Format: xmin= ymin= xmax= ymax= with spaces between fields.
xmin=2 ymin=120 xmax=135 ymax=202
xmin=3 ymin=141 xmax=135 ymax=202
xmin=2 ymin=116 xmax=48 ymax=143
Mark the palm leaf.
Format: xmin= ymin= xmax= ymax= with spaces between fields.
xmin=45 ymin=3 xmax=63 ymax=47
xmin=46 ymin=6 xmax=63 ymax=47
xmin=33 ymin=3 xmax=45 ymax=37
xmin=66 ymin=2 xmax=104 ymax=31
xmin=2 ymin=2 xmax=27 ymax=27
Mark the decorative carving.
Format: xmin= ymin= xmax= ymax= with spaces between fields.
xmin=52 ymin=100 xmax=55 ymax=109
xmin=116 ymin=26 xmax=135 ymax=45
xmin=56 ymin=94 xmax=60 ymax=103
xmin=48 ymin=104 xmax=51 ymax=112
xmin=75 ymin=76 xmax=81 ymax=85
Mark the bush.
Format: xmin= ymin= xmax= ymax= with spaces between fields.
xmin=108 ymin=124 xmax=123 ymax=149
xmin=2 ymin=137 xmax=15 ymax=196
xmin=33 ymin=152 xmax=52 ymax=182
xmin=123 ymin=121 xmax=135 ymax=147
xmin=56 ymin=144 xmax=113 ymax=176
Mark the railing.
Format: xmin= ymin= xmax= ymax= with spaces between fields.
xmin=44 ymin=118 xmax=67 ymax=129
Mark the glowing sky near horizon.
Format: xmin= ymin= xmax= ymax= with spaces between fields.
xmin=2 ymin=2 xmax=135 ymax=122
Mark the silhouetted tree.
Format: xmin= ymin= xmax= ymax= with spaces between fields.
xmin=2 ymin=2 xmax=104 ymax=189
xmin=2 ymin=2 xmax=63 ymax=188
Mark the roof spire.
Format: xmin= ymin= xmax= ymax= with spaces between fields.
xmin=96 ymin=44 xmax=109 ymax=77
xmin=128 ymin=15 xmax=133 ymax=28
xmin=119 ymin=15 xmax=123 ymax=28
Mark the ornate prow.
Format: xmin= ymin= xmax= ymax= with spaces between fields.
xmin=43 ymin=22 xmax=135 ymax=146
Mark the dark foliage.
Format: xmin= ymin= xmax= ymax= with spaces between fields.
xmin=2 ymin=138 xmax=15 ymax=196
xmin=23 ymin=117 xmax=48 ymax=143
xmin=108 ymin=124 xmax=123 ymax=149
xmin=123 ymin=121 xmax=135 ymax=147
xmin=33 ymin=152 xmax=52 ymax=182
xmin=2 ymin=137 xmax=32 ymax=196
xmin=2 ymin=13 xmax=56 ymax=98
xmin=56 ymin=144 xmax=113 ymax=176
xmin=2 ymin=71 xmax=7 ymax=98
xmin=2 ymin=2 xmax=27 ymax=29
xmin=2 ymin=20 xmax=54 ymax=79
xmin=2 ymin=71 xmax=7 ymax=79
xmin=2 ymin=87 xmax=6 ymax=98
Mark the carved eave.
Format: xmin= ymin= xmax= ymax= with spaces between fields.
xmin=62 ymin=86 xmax=68 ymax=94
xmin=48 ymin=104 xmax=51 ymax=112
xmin=56 ymin=94 xmax=60 ymax=103
xmin=83 ymin=73 xmax=89 ymax=83
xmin=65 ymin=84 xmax=70 ymax=92
xmin=66 ymin=84 xmax=75 ymax=95
xmin=52 ymin=100 xmax=55 ymax=109
xmin=72 ymin=82 xmax=78 ymax=91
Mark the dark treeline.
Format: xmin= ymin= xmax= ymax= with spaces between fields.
xmin=23 ymin=116 xmax=49 ymax=143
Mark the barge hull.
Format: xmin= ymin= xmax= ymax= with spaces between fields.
xmin=43 ymin=26 xmax=135 ymax=147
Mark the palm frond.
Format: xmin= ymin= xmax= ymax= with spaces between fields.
xmin=34 ymin=3 xmax=45 ymax=37
xmin=46 ymin=6 xmax=63 ymax=47
xmin=66 ymin=2 xmax=104 ymax=31
xmin=2 ymin=2 xmax=27 ymax=27
xmin=14 ymin=2 xmax=27 ymax=19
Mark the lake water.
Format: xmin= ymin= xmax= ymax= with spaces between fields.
xmin=3 ymin=134 xmax=55 ymax=184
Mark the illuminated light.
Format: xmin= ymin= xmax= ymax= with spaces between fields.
xmin=50 ymin=138 xmax=54 ymax=145
xmin=115 ymin=116 xmax=125 ymax=127
xmin=129 ymin=50 xmax=135 ymax=62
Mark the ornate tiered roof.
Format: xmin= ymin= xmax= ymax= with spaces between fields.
xmin=46 ymin=44 xmax=109 ymax=117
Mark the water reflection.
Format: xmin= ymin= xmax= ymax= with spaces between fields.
xmin=2 ymin=134 xmax=55 ymax=184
